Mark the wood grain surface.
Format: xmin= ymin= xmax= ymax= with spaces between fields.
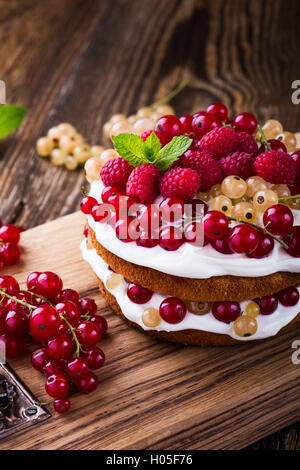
xmin=0 ymin=211 xmax=300 ymax=450
xmin=1 ymin=0 xmax=300 ymax=449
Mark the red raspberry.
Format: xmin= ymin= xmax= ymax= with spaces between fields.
xmin=100 ymin=157 xmax=133 ymax=188
xmin=182 ymin=151 xmax=223 ymax=191
xmin=220 ymin=152 xmax=254 ymax=179
xmin=254 ymin=150 xmax=297 ymax=184
xmin=199 ymin=127 xmax=239 ymax=159
xmin=141 ymin=130 xmax=153 ymax=142
xmin=160 ymin=167 xmax=200 ymax=201
xmin=126 ymin=164 xmax=160 ymax=203
xmin=237 ymin=131 xmax=258 ymax=157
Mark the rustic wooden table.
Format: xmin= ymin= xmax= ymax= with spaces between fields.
xmin=1 ymin=0 xmax=300 ymax=450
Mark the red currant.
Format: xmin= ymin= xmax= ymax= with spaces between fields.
xmin=257 ymin=294 xmax=278 ymax=315
xmin=45 ymin=373 xmax=69 ymax=399
xmin=77 ymin=321 xmax=100 ymax=347
xmin=0 ymin=225 xmax=20 ymax=245
xmin=75 ymin=371 xmax=98 ymax=394
xmin=80 ymin=196 xmax=98 ymax=215
xmin=59 ymin=289 xmax=79 ymax=305
xmin=0 ymin=242 xmax=21 ymax=266
xmin=91 ymin=204 xmax=111 ymax=223
xmin=53 ymin=398 xmax=71 ymax=414
xmin=212 ymin=301 xmax=241 ymax=322
xmin=35 ymin=272 xmax=63 ymax=299
xmin=192 ymin=113 xmax=221 ymax=137
xmin=283 ymin=226 xmax=300 ymax=257
xmin=101 ymin=185 xmax=125 ymax=204
xmin=30 ymin=305 xmax=60 ymax=340
xmin=43 ymin=359 xmax=64 ymax=378
xmin=263 ymin=204 xmax=293 ymax=235
xmin=90 ymin=315 xmax=107 ymax=336
xmin=81 ymin=347 xmax=105 ymax=370
xmin=267 ymin=139 xmax=287 ymax=152
xmin=278 ymin=286 xmax=299 ymax=307
xmin=138 ymin=204 xmax=161 ymax=236
xmin=136 ymin=230 xmax=158 ymax=248
xmin=210 ymin=236 xmax=233 ymax=254
xmin=115 ymin=217 xmax=136 ymax=243
xmin=55 ymin=301 xmax=80 ymax=327
xmin=292 ymin=151 xmax=300 ymax=183
xmin=159 ymin=225 xmax=184 ymax=251
xmin=46 ymin=335 xmax=73 ymax=360
xmin=83 ymin=224 xmax=89 ymax=238
xmin=0 ymin=305 xmax=6 ymax=334
xmin=0 ymin=332 xmax=24 ymax=358
xmin=232 ymin=112 xmax=257 ymax=134
xmin=160 ymin=196 xmax=184 ymax=223
xmin=26 ymin=272 xmax=40 ymax=291
xmin=247 ymin=232 xmax=274 ymax=258
xmin=202 ymin=211 xmax=229 ymax=240
xmin=228 ymin=225 xmax=259 ymax=254
xmin=66 ymin=357 xmax=89 ymax=379
xmin=5 ymin=308 xmax=28 ymax=337
xmin=127 ymin=283 xmax=153 ymax=304
xmin=154 ymin=115 xmax=183 ymax=145
xmin=191 ymin=199 xmax=208 ymax=218
xmin=159 ymin=297 xmax=187 ymax=324
xmin=206 ymin=102 xmax=228 ymax=121
xmin=179 ymin=114 xmax=194 ymax=135
xmin=79 ymin=298 xmax=97 ymax=317
xmin=31 ymin=348 xmax=49 ymax=372
xmin=0 ymin=275 xmax=20 ymax=296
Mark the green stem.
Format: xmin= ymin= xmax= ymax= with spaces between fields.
xmin=279 ymin=194 xmax=300 ymax=202
xmin=60 ymin=314 xmax=81 ymax=357
xmin=0 ymin=289 xmax=37 ymax=312
xmin=22 ymin=289 xmax=55 ymax=307
xmin=80 ymin=186 xmax=87 ymax=197
xmin=35 ymin=400 xmax=53 ymax=407
xmin=228 ymin=216 xmax=289 ymax=250
xmin=257 ymin=124 xmax=271 ymax=151
xmin=151 ymin=78 xmax=190 ymax=108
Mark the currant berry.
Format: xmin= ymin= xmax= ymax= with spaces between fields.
xmin=79 ymin=298 xmax=97 ymax=317
xmin=263 ymin=204 xmax=294 ymax=235
xmin=191 ymin=198 xmax=208 ymax=217
xmin=91 ymin=204 xmax=111 ymax=223
xmin=55 ymin=300 xmax=81 ymax=327
xmin=283 ymin=226 xmax=300 ymax=257
xmin=81 ymin=346 xmax=105 ymax=370
xmin=101 ymin=185 xmax=125 ymax=204
xmin=210 ymin=236 xmax=233 ymax=255
xmin=154 ymin=115 xmax=183 ymax=145
xmin=221 ymin=175 xmax=247 ymax=199
xmin=231 ymin=202 xmax=257 ymax=223
xmin=184 ymin=221 xmax=206 ymax=246
xmin=115 ymin=217 xmax=136 ymax=243
xmin=45 ymin=374 xmax=69 ymax=399
xmin=244 ymin=302 xmax=260 ymax=318
xmin=0 ymin=275 xmax=20 ymax=296
xmin=206 ymin=102 xmax=228 ymax=120
xmin=136 ymin=230 xmax=158 ymax=248
xmin=212 ymin=301 xmax=241 ymax=322
xmin=0 ymin=243 xmax=21 ymax=266
xmin=90 ymin=315 xmax=108 ymax=335
xmin=276 ymin=131 xmax=297 ymax=153
xmin=253 ymin=189 xmax=278 ymax=212
xmin=53 ymin=398 xmax=71 ymax=414
xmin=26 ymin=272 xmax=40 ymax=291
xmin=0 ymin=225 xmax=20 ymax=245
xmin=159 ymin=297 xmax=187 ymax=324
xmin=232 ymin=112 xmax=257 ymax=134
xmin=30 ymin=305 xmax=60 ymax=340
xmin=228 ymin=224 xmax=260 ymax=254
xmin=46 ymin=335 xmax=73 ymax=360
xmin=192 ymin=113 xmax=221 ymax=137
xmin=278 ymin=286 xmax=299 ymax=307
xmin=80 ymin=196 xmax=98 ymax=215
xmin=43 ymin=359 xmax=64 ymax=378
xmin=59 ymin=289 xmax=79 ymax=305
xmin=159 ymin=196 xmax=184 ymax=223
xmin=66 ymin=357 xmax=89 ymax=379
xmin=211 ymin=195 xmax=232 ymax=215
xmin=261 ymin=120 xmax=283 ymax=140
xmin=31 ymin=348 xmax=50 ymax=372
xmin=179 ymin=115 xmax=194 ymax=135
xmin=76 ymin=321 xmax=100 ymax=347
xmin=246 ymin=176 xmax=268 ymax=197
xmin=247 ymin=232 xmax=274 ymax=258
xmin=159 ymin=226 xmax=184 ymax=251
xmin=127 ymin=283 xmax=153 ymax=304
xmin=0 ymin=332 xmax=24 ymax=358
xmin=75 ymin=371 xmax=98 ymax=394
xmin=35 ymin=272 xmax=63 ymax=299
xmin=202 ymin=211 xmax=229 ymax=240
xmin=257 ymin=294 xmax=278 ymax=315
xmin=5 ymin=309 xmax=29 ymax=337
xmin=233 ymin=315 xmax=258 ymax=337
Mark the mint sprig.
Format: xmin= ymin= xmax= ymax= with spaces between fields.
xmin=112 ymin=132 xmax=192 ymax=171
xmin=0 ymin=104 xmax=27 ymax=139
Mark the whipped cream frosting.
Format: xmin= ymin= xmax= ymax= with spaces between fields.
xmin=88 ymin=180 xmax=300 ymax=279
xmin=81 ymin=239 xmax=300 ymax=341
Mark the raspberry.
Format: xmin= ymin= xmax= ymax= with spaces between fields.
xmin=237 ymin=131 xmax=258 ymax=157
xmin=160 ymin=167 xmax=200 ymax=202
xmin=199 ymin=127 xmax=239 ymax=159
xmin=220 ymin=152 xmax=254 ymax=180
xmin=126 ymin=163 xmax=160 ymax=203
xmin=254 ymin=150 xmax=297 ymax=184
xmin=141 ymin=130 xmax=153 ymax=142
xmin=182 ymin=151 xmax=223 ymax=191
xmin=100 ymin=157 xmax=133 ymax=188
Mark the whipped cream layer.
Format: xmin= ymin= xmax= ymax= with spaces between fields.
xmin=81 ymin=239 xmax=300 ymax=341
xmin=88 ymin=180 xmax=300 ymax=279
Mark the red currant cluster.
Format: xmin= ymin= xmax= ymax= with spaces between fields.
xmin=0 ymin=272 xmax=107 ymax=415
xmin=0 ymin=221 xmax=23 ymax=268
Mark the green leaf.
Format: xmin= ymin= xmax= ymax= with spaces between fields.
xmin=155 ymin=135 xmax=192 ymax=172
xmin=0 ymin=104 xmax=27 ymax=139
xmin=143 ymin=131 xmax=161 ymax=161
xmin=112 ymin=133 xmax=147 ymax=167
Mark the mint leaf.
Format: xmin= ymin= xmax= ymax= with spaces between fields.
xmin=0 ymin=104 xmax=27 ymax=139
xmin=155 ymin=135 xmax=192 ymax=172
xmin=112 ymin=134 xmax=147 ymax=167
xmin=143 ymin=131 xmax=161 ymax=161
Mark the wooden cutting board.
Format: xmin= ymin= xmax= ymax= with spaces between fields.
xmin=1 ymin=211 xmax=300 ymax=450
